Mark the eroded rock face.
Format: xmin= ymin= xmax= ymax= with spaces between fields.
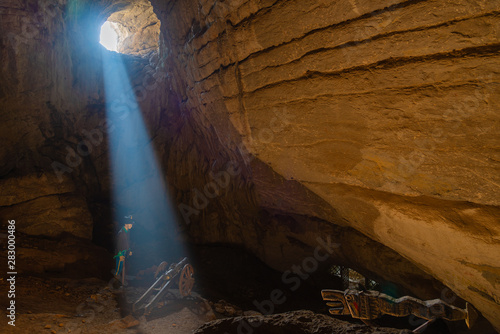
xmin=0 ymin=0 xmax=499 ymax=330
xmin=151 ymin=0 xmax=500 ymax=329
xmin=106 ymin=0 xmax=160 ymax=56
xmin=0 ymin=174 xmax=93 ymax=239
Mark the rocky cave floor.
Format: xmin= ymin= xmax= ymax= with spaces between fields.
xmin=0 ymin=245 xmax=489 ymax=334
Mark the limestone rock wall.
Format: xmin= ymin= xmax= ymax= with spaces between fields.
xmin=0 ymin=0 xmax=127 ymax=274
xmin=152 ymin=0 xmax=500 ymax=328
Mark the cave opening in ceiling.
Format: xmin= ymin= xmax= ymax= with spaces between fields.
xmin=100 ymin=0 xmax=160 ymax=56
xmin=99 ymin=21 xmax=119 ymax=51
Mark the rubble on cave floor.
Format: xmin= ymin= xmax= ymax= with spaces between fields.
xmin=0 ymin=274 xmax=212 ymax=334
xmin=1 ymin=244 xmax=494 ymax=333
xmin=0 ymin=273 xmax=481 ymax=334
xmin=0 ymin=275 xmax=128 ymax=333
xmin=194 ymin=310 xmax=414 ymax=334
xmin=0 ymin=275 xmax=413 ymax=334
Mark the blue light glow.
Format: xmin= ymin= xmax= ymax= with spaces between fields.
xmin=102 ymin=50 xmax=185 ymax=270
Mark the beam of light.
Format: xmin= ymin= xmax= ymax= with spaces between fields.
xmin=101 ymin=49 xmax=186 ymax=273
xmin=100 ymin=21 xmax=118 ymax=51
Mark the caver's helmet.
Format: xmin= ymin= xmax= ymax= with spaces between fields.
xmin=123 ymin=215 xmax=135 ymax=225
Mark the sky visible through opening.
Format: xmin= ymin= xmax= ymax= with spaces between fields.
xmin=100 ymin=21 xmax=118 ymax=51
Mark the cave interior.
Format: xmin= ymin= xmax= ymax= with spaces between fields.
xmin=0 ymin=0 xmax=499 ymax=333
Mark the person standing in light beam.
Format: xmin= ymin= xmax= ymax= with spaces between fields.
xmin=114 ymin=215 xmax=135 ymax=285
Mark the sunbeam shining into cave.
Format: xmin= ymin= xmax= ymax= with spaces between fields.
xmin=100 ymin=21 xmax=118 ymax=51
xmin=101 ymin=49 xmax=185 ymax=274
